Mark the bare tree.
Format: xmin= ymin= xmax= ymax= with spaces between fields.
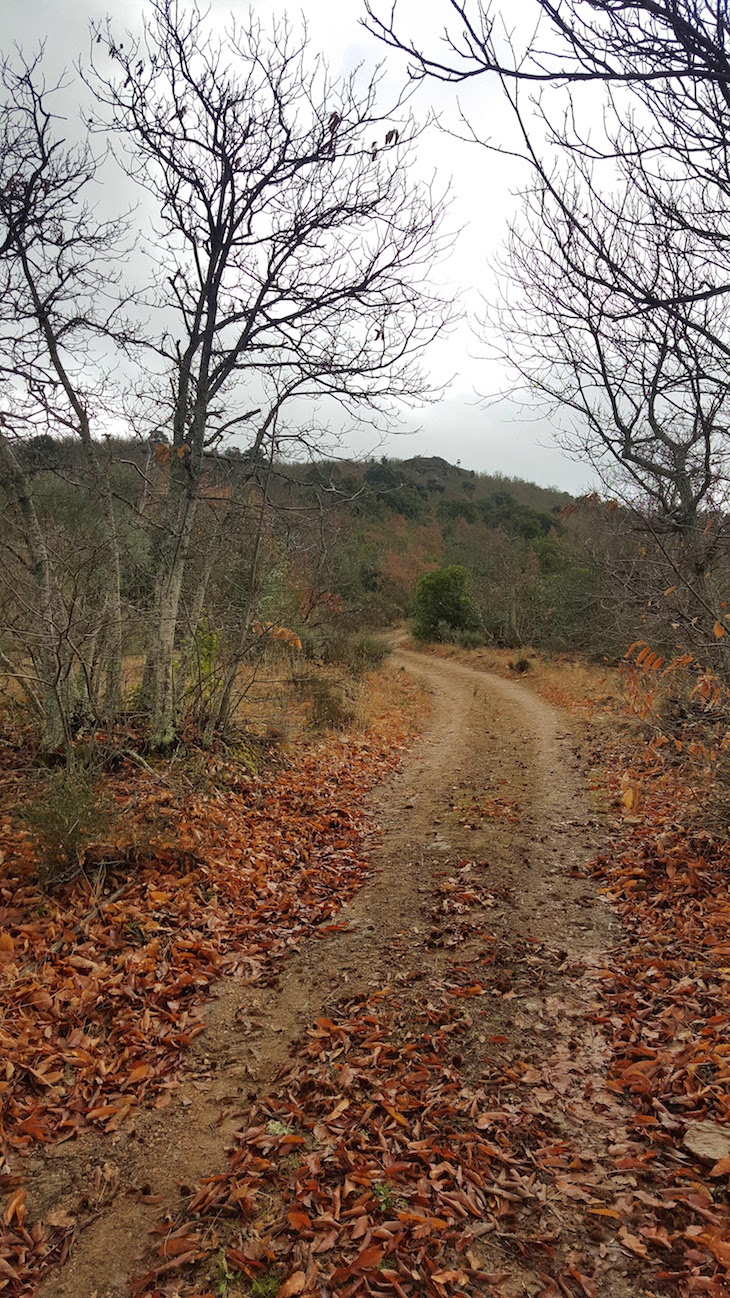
xmin=364 ymin=0 xmax=730 ymax=91
xmin=496 ymin=153 xmax=730 ymax=661
xmin=364 ymin=0 xmax=730 ymax=343
xmin=86 ymin=0 xmax=450 ymax=747
xmin=0 ymin=5 xmax=450 ymax=752
xmin=364 ymin=0 xmax=730 ymax=662
xmin=0 ymin=55 xmax=129 ymax=746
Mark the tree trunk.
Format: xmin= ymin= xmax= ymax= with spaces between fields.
xmin=214 ymin=466 xmax=272 ymax=734
xmin=145 ymin=463 xmax=200 ymax=749
xmin=175 ymin=540 xmax=220 ymax=724
xmin=0 ymin=433 xmax=68 ymax=751
xmin=17 ymin=256 xmax=125 ymax=725
xmin=150 ymin=580 xmax=184 ymax=749
xmin=100 ymin=468 xmax=124 ymax=720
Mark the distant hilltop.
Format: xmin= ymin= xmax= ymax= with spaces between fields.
xmin=299 ymin=453 xmax=574 ymax=520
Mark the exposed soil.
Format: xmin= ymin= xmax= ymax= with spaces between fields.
xmin=32 ymin=646 xmax=638 ymax=1297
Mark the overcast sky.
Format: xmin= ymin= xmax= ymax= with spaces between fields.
xmin=2 ymin=0 xmax=597 ymax=493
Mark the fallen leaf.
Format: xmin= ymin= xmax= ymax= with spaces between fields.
xmin=278 ymin=1271 xmax=307 ymax=1297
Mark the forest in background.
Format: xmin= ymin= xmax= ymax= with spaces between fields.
xmin=6 ymin=426 xmax=730 ymax=758
xmin=0 ymin=430 xmax=673 ymax=754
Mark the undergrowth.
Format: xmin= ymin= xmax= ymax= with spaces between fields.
xmin=22 ymin=766 xmax=117 ymax=888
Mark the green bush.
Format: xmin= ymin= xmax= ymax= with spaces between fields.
xmin=23 ymin=767 xmax=116 ymax=888
xmin=297 ymin=628 xmax=321 ymax=661
xmin=319 ymin=634 xmax=355 ymax=669
xmin=308 ymin=677 xmax=358 ymax=730
xmin=457 ymin=628 xmax=486 ymax=649
xmin=509 ymin=656 xmax=532 ymax=673
xmin=434 ymin=619 xmax=457 ymax=644
xmin=411 ymin=565 xmax=480 ymax=642
xmin=320 ymin=633 xmax=391 ymax=677
xmin=351 ymin=634 xmax=391 ymax=673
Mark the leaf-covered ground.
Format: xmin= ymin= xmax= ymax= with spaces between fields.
xmin=127 ymin=652 xmax=730 ymax=1298
xmin=580 ymin=755 xmax=730 ymax=1295
xmin=0 ymin=671 xmax=423 ymax=1293
xmin=3 ymin=648 xmax=730 ymax=1298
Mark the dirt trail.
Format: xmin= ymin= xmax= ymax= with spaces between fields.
xmin=36 ymin=647 xmax=624 ymax=1297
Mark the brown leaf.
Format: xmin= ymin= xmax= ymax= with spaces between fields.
xmin=351 ymin=1244 xmax=385 ymax=1272
xmin=3 ymin=1187 xmax=26 ymax=1227
xmin=158 ymin=1233 xmax=199 ymax=1258
xmin=619 ymin=1227 xmax=649 ymax=1258
xmin=325 ymin=1098 xmax=349 ymax=1123
xmin=278 ymin=1273 xmax=307 ymax=1298
xmin=569 ymin=1267 xmax=597 ymax=1298
xmin=700 ymin=1233 xmax=730 ymax=1270
xmin=287 ymin=1209 xmax=312 ymax=1232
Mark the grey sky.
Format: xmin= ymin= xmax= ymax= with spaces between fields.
xmin=2 ymin=0 xmax=596 ymax=494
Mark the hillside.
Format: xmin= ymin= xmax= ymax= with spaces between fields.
xmin=272 ymin=452 xmax=609 ymax=653
xmin=6 ymin=435 xmax=612 ymax=661
xmin=292 ymin=453 xmax=572 ymax=518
